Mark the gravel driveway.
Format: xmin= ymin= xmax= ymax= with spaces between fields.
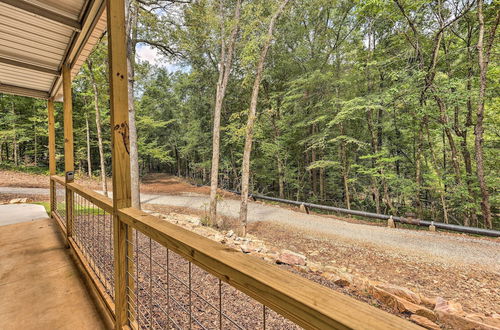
xmin=1 ymin=186 xmax=498 ymax=272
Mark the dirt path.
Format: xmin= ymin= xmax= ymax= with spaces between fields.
xmin=1 ymin=173 xmax=499 ymax=317
xmin=1 ymin=186 xmax=499 ymax=273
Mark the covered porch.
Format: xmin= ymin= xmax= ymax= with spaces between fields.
xmin=0 ymin=214 xmax=106 ymax=329
xmin=0 ymin=0 xmax=420 ymax=329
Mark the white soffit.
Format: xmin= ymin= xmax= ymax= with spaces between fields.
xmin=0 ymin=0 xmax=106 ymax=100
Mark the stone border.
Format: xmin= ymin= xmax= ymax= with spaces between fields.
xmin=145 ymin=210 xmax=500 ymax=330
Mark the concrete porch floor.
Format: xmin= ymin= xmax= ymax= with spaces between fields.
xmin=0 ymin=213 xmax=106 ymax=329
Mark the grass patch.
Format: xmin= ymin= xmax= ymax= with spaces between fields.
xmin=33 ymin=201 xmax=50 ymax=214
xmin=33 ymin=202 xmax=101 ymax=216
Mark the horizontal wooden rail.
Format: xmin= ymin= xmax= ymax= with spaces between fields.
xmin=51 ymin=175 xmax=66 ymax=185
xmin=118 ymin=207 xmax=421 ymax=330
xmin=66 ymin=182 xmax=113 ymax=213
xmin=56 ymin=181 xmax=422 ymax=329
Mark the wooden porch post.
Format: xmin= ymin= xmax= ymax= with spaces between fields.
xmin=63 ymin=63 xmax=74 ymax=239
xmin=47 ymin=98 xmax=56 ymax=215
xmin=106 ymin=0 xmax=133 ymax=328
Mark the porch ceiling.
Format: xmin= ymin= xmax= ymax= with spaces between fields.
xmin=0 ymin=0 xmax=107 ymax=101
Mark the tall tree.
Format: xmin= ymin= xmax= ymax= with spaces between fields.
xmin=209 ymin=0 xmax=242 ymax=226
xmin=475 ymin=1 xmax=499 ymax=228
xmin=239 ymin=0 xmax=291 ymax=235
xmin=87 ymin=58 xmax=109 ymax=196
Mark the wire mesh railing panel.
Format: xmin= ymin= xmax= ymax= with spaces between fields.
xmin=54 ymin=181 xmax=66 ymax=225
xmin=73 ymin=193 xmax=115 ymax=300
xmin=127 ymin=228 xmax=302 ymax=330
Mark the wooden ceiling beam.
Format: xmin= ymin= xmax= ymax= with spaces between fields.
xmin=0 ymin=0 xmax=82 ymax=31
xmin=0 ymin=56 xmax=59 ymax=76
xmin=0 ymin=83 xmax=49 ymax=99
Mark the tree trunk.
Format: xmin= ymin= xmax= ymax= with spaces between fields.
xmin=239 ymin=0 xmax=290 ymax=236
xmin=272 ymin=109 xmax=285 ymax=199
xmin=34 ymin=123 xmax=37 ymax=166
xmin=367 ymin=109 xmax=381 ymax=213
xmin=127 ymin=0 xmax=141 ymax=209
xmin=425 ymin=121 xmax=449 ymax=224
xmin=209 ymin=0 xmax=242 ymax=226
xmin=11 ymin=101 xmax=18 ymax=167
xmin=415 ymin=120 xmax=423 ymax=217
xmin=87 ymin=60 xmax=108 ymax=196
xmin=475 ymin=1 xmax=498 ymax=229
xmin=434 ymin=96 xmax=461 ymax=183
xmin=319 ymin=167 xmax=325 ymax=202
xmin=85 ymin=112 xmax=92 ymax=176
xmin=458 ymin=36 xmax=477 ymax=226
xmin=338 ymin=123 xmax=350 ymax=209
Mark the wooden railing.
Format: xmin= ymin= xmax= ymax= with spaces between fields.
xmin=49 ymin=176 xmax=421 ymax=330
xmin=50 ymin=175 xmax=66 ymax=233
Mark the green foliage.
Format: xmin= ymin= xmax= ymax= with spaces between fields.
xmin=1 ymin=0 xmax=498 ymax=229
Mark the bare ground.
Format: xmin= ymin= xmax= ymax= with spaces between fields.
xmin=145 ymin=203 xmax=500 ymax=318
xmin=2 ymin=170 xmax=499 ymax=323
xmin=249 ymin=221 xmax=500 ymax=316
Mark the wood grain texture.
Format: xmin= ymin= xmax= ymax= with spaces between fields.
xmin=62 ymin=64 xmax=74 ymax=241
xmin=67 ymin=182 xmax=113 ymax=213
xmin=51 ymin=175 xmax=66 ymax=185
xmin=106 ymin=0 xmax=133 ymax=328
xmin=62 ymin=63 xmax=74 ymax=177
xmin=118 ymin=207 xmax=422 ymax=330
xmin=48 ymin=100 xmax=56 ymax=216
xmin=47 ymin=99 xmax=56 ymax=176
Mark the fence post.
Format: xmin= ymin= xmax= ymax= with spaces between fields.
xmin=106 ymin=0 xmax=134 ymax=327
xmin=62 ymin=63 xmax=74 ymax=242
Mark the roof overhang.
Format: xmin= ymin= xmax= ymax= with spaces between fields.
xmin=0 ymin=0 xmax=107 ymax=101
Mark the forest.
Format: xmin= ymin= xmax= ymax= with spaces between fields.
xmin=0 ymin=0 xmax=498 ymax=230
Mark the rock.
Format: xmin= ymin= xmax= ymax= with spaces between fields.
xmin=462 ymin=314 xmax=500 ymax=329
xmin=370 ymin=287 xmax=435 ymax=321
xmin=9 ymin=198 xmax=27 ymax=204
xmin=334 ymin=275 xmax=352 ymax=287
xmin=189 ymin=217 xmax=201 ymax=226
xmin=299 ymin=203 xmax=308 ymax=213
xmin=376 ymin=283 xmax=421 ymax=304
xmin=419 ymin=294 xmax=437 ymax=309
xmin=240 ymin=244 xmax=252 ymax=254
xmin=309 ymin=250 xmax=320 ymax=256
xmin=294 ymin=265 xmax=309 ymax=273
xmin=387 ymin=216 xmax=396 ymax=228
xmin=410 ymin=315 xmax=440 ymax=330
xmin=415 ymin=308 xmax=438 ymax=323
xmin=263 ymin=255 xmax=277 ymax=263
xmin=225 ymin=230 xmax=234 ymax=238
xmin=434 ymin=297 xmax=463 ymax=315
xmin=277 ymin=250 xmax=306 ymax=266
xmin=258 ymin=246 xmax=267 ymax=254
xmin=436 ymin=312 xmax=498 ymax=330
xmin=321 ymin=272 xmax=352 ymax=287
xmin=324 ymin=265 xmax=338 ymax=273
xmin=306 ymin=261 xmax=323 ymax=273
xmin=352 ymin=278 xmax=371 ymax=292
xmin=213 ymin=234 xmax=226 ymax=244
